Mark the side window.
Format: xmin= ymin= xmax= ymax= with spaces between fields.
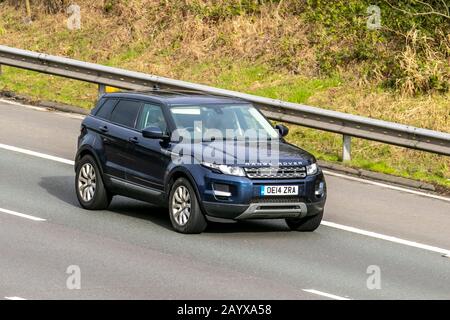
xmin=137 ymin=104 xmax=167 ymax=132
xmin=91 ymin=97 xmax=105 ymax=115
xmin=95 ymin=98 xmax=118 ymax=120
xmin=110 ymin=100 xmax=142 ymax=128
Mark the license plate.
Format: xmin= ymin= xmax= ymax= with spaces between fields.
xmin=260 ymin=185 xmax=298 ymax=196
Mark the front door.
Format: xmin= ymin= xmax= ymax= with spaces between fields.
xmin=126 ymin=103 xmax=171 ymax=191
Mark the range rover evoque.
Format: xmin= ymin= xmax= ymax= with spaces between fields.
xmin=75 ymin=90 xmax=327 ymax=233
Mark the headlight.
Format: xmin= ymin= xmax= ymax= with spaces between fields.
xmin=202 ymin=162 xmax=246 ymax=177
xmin=306 ymin=162 xmax=318 ymax=175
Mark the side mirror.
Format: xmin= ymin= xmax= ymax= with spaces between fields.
xmin=275 ymin=124 xmax=289 ymax=137
xmin=142 ymin=126 xmax=169 ymax=140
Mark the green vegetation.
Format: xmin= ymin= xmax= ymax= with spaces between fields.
xmin=0 ymin=0 xmax=449 ymax=188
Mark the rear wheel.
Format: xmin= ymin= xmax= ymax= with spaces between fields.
xmin=285 ymin=210 xmax=323 ymax=232
xmin=169 ymin=178 xmax=207 ymax=234
xmin=75 ymin=155 xmax=112 ymax=210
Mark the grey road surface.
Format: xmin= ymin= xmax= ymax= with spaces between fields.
xmin=0 ymin=100 xmax=449 ymax=299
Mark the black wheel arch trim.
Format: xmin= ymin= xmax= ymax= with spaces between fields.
xmin=75 ymin=145 xmax=104 ymax=175
xmin=165 ymin=167 xmax=205 ymax=213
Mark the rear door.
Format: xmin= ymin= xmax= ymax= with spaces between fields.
xmin=99 ymin=99 xmax=142 ymax=179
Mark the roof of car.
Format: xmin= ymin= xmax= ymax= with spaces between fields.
xmin=103 ymin=90 xmax=247 ymax=106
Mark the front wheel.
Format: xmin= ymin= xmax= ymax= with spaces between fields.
xmin=169 ymin=178 xmax=207 ymax=234
xmin=285 ymin=210 xmax=323 ymax=232
xmin=75 ymin=155 xmax=112 ymax=210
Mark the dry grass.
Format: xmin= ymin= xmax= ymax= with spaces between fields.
xmin=396 ymin=29 xmax=450 ymax=95
xmin=308 ymin=85 xmax=450 ymax=133
xmin=0 ymin=1 xmax=318 ymax=75
xmin=298 ymin=86 xmax=450 ymax=186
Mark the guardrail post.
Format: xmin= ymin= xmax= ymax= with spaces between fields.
xmin=342 ymin=134 xmax=351 ymax=161
xmin=98 ymin=84 xmax=105 ymax=97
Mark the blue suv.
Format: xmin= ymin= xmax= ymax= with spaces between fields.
xmin=75 ymin=91 xmax=326 ymax=233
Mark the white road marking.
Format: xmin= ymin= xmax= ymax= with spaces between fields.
xmin=0 ymin=98 xmax=85 ymax=120
xmin=9 ymin=98 xmax=445 ymax=200
xmin=54 ymin=112 xmax=85 ymax=120
xmin=302 ymin=289 xmax=350 ymax=300
xmin=0 ymin=207 xmax=46 ymax=222
xmin=321 ymin=220 xmax=450 ymax=257
xmin=0 ymin=143 xmax=74 ymax=165
xmin=1 ymin=141 xmax=450 ymax=256
xmin=0 ymin=98 xmax=47 ymax=111
xmin=1 ymin=97 xmax=448 ymax=202
xmin=0 ymin=139 xmax=448 ymax=204
xmin=4 ymin=296 xmax=27 ymax=300
xmin=323 ymin=170 xmax=450 ymax=203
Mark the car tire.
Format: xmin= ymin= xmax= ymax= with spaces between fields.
xmin=75 ymin=155 xmax=112 ymax=210
xmin=169 ymin=177 xmax=207 ymax=234
xmin=285 ymin=210 xmax=323 ymax=232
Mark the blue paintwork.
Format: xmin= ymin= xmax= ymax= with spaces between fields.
xmin=76 ymin=92 xmax=327 ymax=219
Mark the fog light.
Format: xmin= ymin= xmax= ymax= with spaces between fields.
xmin=315 ymin=181 xmax=325 ymax=198
xmin=213 ymin=183 xmax=232 ymax=197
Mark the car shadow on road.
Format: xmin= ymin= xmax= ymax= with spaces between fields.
xmin=38 ymin=175 xmax=173 ymax=230
xmin=205 ymin=220 xmax=290 ymax=233
xmin=108 ymin=201 xmax=290 ymax=233
xmin=38 ymin=175 xmax=80 ymax=206
xmin=39 ymin=175 xmax=291 ymax=234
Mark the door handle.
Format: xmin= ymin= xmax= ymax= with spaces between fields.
xmin=99 ymin=125 xmax=109 ymax=133
xmin=129 ymin=136 xmax=139 ymax=144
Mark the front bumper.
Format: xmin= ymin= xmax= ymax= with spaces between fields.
xmin=236 ymin=202 xmax=308 ymax=219
xmin=203 ymin=198 xmax=325 ymax=220
xmin=200 ymin=170 xmax=327 ymax=220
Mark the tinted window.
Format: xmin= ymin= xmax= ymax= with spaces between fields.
xmin=137 ymin=104 xmax=167 ymax=132
xmin=95 ymin=98 xmax=117 ymax=120
xmin=110 ymin=100 xmax=142 ymax=128
xmin=91 ymin=97 xmax=105 ymax=115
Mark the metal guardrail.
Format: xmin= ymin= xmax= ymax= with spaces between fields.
xmin=0 ymin=45 xmax=449 ymax=159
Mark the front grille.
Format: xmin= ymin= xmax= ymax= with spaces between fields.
xmin=244 ymin=166 xmax=306 ymax=179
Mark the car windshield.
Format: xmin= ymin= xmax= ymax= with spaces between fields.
xmin=169 ymin=104 xmax=279 ymax=141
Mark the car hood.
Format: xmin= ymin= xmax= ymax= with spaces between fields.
xmin=170 ymin=140 xmax=316 ymax=167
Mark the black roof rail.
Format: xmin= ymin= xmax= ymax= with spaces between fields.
xmin=131 ymin=87 xmax=216 ymax=96
xmin=108 ymin=87 xmax=242 ymax=101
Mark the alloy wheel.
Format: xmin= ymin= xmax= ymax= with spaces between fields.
xmin=78 ymin=163 xmax=96 ymax=202
xmin=171 ymin=185 xmax=191 ymax=226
